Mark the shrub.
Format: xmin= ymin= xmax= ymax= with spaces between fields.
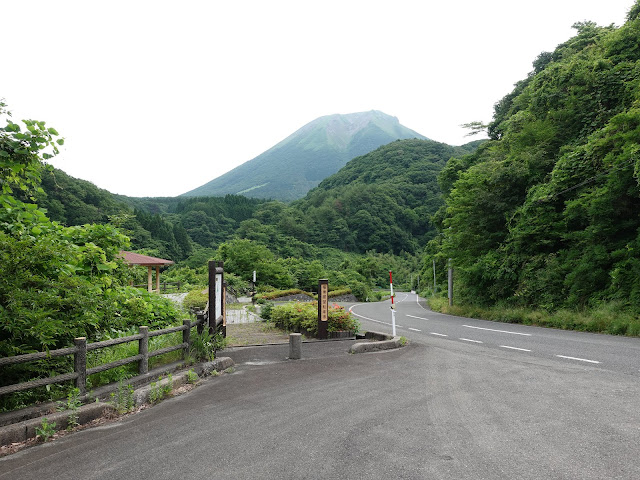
xmin=183 ymin=289 xmax=208 ymax=312
xmin=270 ymin=301 xmax=360 ymax=336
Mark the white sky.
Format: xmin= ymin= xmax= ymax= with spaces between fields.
xmin=3 ymin=0 xmax=634 ymax=197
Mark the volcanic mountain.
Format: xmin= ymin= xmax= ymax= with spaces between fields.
xmin=182 ymin=110 xmax=427 ymax=201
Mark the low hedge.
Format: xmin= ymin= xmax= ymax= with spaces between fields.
xmin=270 ymin=301 xmax=360 ymax=336
xmin=255 ymin=289 xmax=314 ymax=301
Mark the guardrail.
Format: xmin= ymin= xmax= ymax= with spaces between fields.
xmin=0 ymin=316 xmax=205 ymax=398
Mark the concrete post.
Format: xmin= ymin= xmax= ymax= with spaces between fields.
xmin=182 ymin=319 xmax=191 ymax=360
xmin=74 ymin=337 xmax=87 ymax=394
xmin=139 ymin=326 xmax=149 ymax=375
xmin=289 ymin=333 xmax=302 ymax=360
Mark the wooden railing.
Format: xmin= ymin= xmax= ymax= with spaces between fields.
xmin=0 ymin=316 xmax=205 ymax=398
xmin=132 ymin=281 xmax=182 ymax=293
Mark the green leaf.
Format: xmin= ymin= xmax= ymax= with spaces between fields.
xmin=47 ymin=127 xmax=59 ymax=135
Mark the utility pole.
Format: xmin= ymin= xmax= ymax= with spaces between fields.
xmin=433 ymin=258 xmax=437 ymax=295
xmin=448 ymin=258 xmax=453 ymax=306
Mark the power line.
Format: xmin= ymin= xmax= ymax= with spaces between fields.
xmin=536 ymin=156 xmax=637 ymax=203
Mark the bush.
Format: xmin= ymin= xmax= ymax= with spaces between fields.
xmin=270 ymin=302 xmax=360 ymax=336
xmin=255 ymin=289 xmax=313 ymax=301
xmin=183 ymin=289 xmax=208 ymax=312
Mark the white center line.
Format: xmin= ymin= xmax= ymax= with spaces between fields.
xmin=556 ymin=355 xmax=600 ymax=364
xmin=500 ymin=345 xmax=532 ymax=352
xmin=408 ymin=327 xmax=421 ymax=332
xmin=463 ymin=325 xmax=531 ymax=336
xmin=430 ymin=332 xmax=448 ymax=337
xmin=460 ymin=338 xmax=483 ymax=344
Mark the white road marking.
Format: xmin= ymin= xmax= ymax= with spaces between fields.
xmin=349 ymin=306 xmax=391 ymax=326
xmin=500 ymin=345 xmax=532 ymax=352
xmin=460 ymin=338 xmax=483 ymax=344
xmin=408 ymin=328 xmax=421 ymax=332
xmin=462 ymin=325 xmax=531 ymax=336
xmin=349 ymin=305 xmax=402 ymax=329
xmin=430 ymin=332 xmax=448 ymax=337
xmin=556 ymin=355 xmax=600 ymax=364
xmin=406 ymin=314 xmax=429 ymax=320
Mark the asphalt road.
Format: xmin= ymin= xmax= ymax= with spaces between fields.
xmin=347 ymin=292 xmax=640 ymax=377
xmin=2 ymin=296 xmax=640 ymax=479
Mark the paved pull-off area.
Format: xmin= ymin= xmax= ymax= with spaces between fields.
xmin=2 ymin=296 xmax=640 ymax=479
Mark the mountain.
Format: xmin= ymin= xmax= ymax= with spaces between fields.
xmin=182 ymin=110 xmax=427 ymax=201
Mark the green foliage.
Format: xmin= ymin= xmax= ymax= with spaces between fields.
xmin=149 ymin=374 xmax=173 ymax=404
xmin=190 ymin=329 xmax=216 ymax=361
xmin=0 ymin=102 xmax=182 ymax=411
xmin=255 ymin=289 xmax=313 ymax=300
xmin=35 ymin=417 xmax=56 ymax=442
xmin=431 ymin=13 xmax=640 ymax=314
xmin=110 ymin=381 xmax=135 ymax=414
xmin=183 ymin=289 xmax=208 ymax=312
xmin=270 ymin=302 xmax=360 ymax=336
xmin=57 ymin=387 xmax=81 ymax=429
xmin=186 ymin=369 xmax=199 ymax=384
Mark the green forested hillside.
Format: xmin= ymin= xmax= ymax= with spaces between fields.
xmin=289 ymin=139 xmax=482 ymax=253
xmin=432 ymin=5 xmax=640 ymax=311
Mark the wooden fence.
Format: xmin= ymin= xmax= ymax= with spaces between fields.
xmin=0 ymin=316 xmax=206 ymax=398
xmin=132 ymin=281 xmax=182 ymax=293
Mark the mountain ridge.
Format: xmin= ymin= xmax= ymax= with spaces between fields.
xmin=182 ymin=110 xmax=427 ymax=201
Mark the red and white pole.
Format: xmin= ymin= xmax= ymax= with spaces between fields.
xmin=389 ymin=270 xmax=396 ymax=336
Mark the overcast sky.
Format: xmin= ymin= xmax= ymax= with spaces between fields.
xmin=3 ymin=0 xmax=635 ymax=197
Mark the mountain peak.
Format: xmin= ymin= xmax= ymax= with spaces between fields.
xmin=182 ymin=111 xmax=427 ymax=201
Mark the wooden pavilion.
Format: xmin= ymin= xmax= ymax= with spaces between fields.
xmin=119 ymin=251 xmax=174 ymax=293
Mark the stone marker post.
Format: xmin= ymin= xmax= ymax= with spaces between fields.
xmin=318 ymin=279 xmax=329 ymax=339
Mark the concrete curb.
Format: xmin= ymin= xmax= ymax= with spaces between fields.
xmin=0 ymin=402 xmax=116 ymax=446
xmin=0 ymin=357 xmax=235 ymax=447
xmin=349 ymin=331 xmax=406 ymax=354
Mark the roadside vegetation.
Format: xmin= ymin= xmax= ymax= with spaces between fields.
xmin=427 ymin=295 xmax=640 ymax=337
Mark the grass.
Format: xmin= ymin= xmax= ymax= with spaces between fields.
xmin=427 ymin=297 xmax=640 ymax=337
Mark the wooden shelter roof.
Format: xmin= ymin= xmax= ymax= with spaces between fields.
xmin=119 ymin=251 xmax=174 ymax=267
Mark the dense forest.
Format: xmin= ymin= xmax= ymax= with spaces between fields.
xmin=429 ymin=4 xmax=640 ymax=312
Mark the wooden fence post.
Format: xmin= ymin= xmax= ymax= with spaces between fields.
xmin=182 ymin=319 xmax=191 ymax=359
xmin=74 ymin=337 xmax=87 ymax=394
xmin=139 ymin=326 xmax=149 ymax=375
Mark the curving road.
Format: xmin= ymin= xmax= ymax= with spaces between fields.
xmin=348 ymin=292 xmax=640 ymax=377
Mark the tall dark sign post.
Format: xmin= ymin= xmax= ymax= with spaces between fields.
xmin=317 ymin=279 xmax=329 ymax=339
xmin=208 ymin=260 xmax=226 ymax=337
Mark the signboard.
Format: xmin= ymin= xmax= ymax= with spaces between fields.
xmin=215 ymin=273 xmax=223 ymax=320
xmin=317 ymin=279 xmax=329 ymax=339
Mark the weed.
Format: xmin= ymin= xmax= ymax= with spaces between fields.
xmin=398 ymin=336 xmax=408 ymax=346
xmin=35 ymin=418 xmax=56 ymax=442
xmin=186 ymin=369 xmax=199 ymax=384
xmin=190 ymin=329 xmax=216 ymax=361
xmin=110 ymin=381 xmax=135 ymax=414
xmin=57 ymin=387 xmax=81 ymax=429
xmin=149 ymin=374 xmax=173 ymax=403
